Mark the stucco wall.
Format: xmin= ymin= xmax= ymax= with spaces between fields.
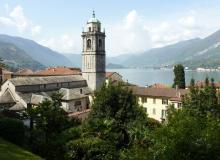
xmin=138 ymin=96 xmax=181 ymax=122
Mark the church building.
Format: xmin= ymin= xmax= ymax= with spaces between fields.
xmin=0 ymin=12 xmax=106 ymax=119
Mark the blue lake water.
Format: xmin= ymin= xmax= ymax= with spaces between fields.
xmin=107 ymin=68 xmax=220 ymax=87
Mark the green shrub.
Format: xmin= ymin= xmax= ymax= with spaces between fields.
xmin=0 ymin=117 xmax=25 ymax=145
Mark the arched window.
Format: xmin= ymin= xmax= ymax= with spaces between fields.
xmin=87 ymin=39 xmax=91 ymax=49
xmin=98 ymin=39 xmax=102 ymax=48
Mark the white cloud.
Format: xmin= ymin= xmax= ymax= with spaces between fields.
xmin=9 ymin=5 xmax=29 ymax=32
xmin=106 ymin=10 xmax=206 ymax=56
xmin=0 ymin=17 xmax=14 ymax=26
xmin=178 ymin=16 xmax=196 ymax=28
xmin=107 ymin=10 xmax=152 ymax=55
xmin=39 ymin=34 xmax=80 ymax=53
xmin=106 ymin=9 xmax=220 ymax=56
xmin=39 ymin=10 xmax=211 ymax=56
xmin=0 ymin=5 xmax=42 ymax=35
xmin=31 ymin=25 xmax=42 ymax=35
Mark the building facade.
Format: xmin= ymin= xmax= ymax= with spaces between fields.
xmin=82 ymin=11 xmax=106 ymax=91
xmin=130 ymin=86 xmax=188 ymax=122
xmin=0 ymin=75 xmax=91 ymax=119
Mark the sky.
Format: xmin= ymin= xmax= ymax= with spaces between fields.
xmin=0 ymin=0 xmax=220 ymax=56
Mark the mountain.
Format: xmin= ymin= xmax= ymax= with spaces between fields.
xmin=64 ymin=53 xmax=81 ymax=67
xmin=0 ymin=34 xmax=73 ymax=67
xmin=117 ymin=30 xmax=220 ymax=69
xmin=64 ymin=53 xmax=131 ymax=69
xmin=0 ymin=41 xmax=44 ymax=70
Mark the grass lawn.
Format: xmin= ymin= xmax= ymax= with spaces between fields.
xmin=0 ymin=138 xmax=42 ymax=160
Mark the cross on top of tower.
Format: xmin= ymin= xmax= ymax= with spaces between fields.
xmin=92 ymin=10 xmax=95 ymax=18
xmin=87 ymin=10 xmax=100 ymax=23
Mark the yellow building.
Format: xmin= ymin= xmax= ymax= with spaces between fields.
xmin=130 ymin=86 xmax=188 ymax=122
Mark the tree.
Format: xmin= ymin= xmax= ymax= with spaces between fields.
xmin=149 ymin=105 xmax=220 ymax=160
xmin=148 ymin=79 xmax=220 ymax=160
xmin=0 ymin=117 xmax=25 ymax=145
xmin=66 ymin=82 xmax=150 ymax=160
xmin=183 ymin=78 xmax=220 ymax=118
xmin=172 ymin=64 xmax=185 ymax=89
xmin=30 ymin=92 xmax=79 ymax=160
xmin=0 ymin=57 xmax=7 ymax=69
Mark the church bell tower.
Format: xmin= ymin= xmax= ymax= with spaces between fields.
xmin=82 ymin=11 xmax=106 ymax=91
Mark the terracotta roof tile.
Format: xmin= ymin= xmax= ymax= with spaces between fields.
xmin=128 ymin=86 xmax=188 ymax=99
xmin=106 ymin=72 xmax=114 ymax=78
xmin=35 ymin=67 xmax=81 ymax=76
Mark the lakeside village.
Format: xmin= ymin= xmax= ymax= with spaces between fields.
xmin=0 ymin=12 xmax=218 ymax=124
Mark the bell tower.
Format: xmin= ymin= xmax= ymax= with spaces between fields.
xmin=82 ymin=11 xmax=106 ymax=91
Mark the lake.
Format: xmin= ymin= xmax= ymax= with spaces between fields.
xmin=107 ymin=68 xmax=220 ymax=87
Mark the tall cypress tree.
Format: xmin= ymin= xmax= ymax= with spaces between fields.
xmin=172 ymin=64 xmax=185 ymax=89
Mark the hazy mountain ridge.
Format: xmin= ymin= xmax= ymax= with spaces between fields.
xmin=2 ymin=30 xmax=220 ymax=71
xmin=112 ymin=30 xmax=220 ymax=69
xmin=0 ymin=34 xmax=74 ymax=68
xmin=64 ymin=53 xmax=128 ymax=68
xmin=0 ymin=41 xmax=45 ymax=70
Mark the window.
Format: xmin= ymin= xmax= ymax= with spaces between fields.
xmin=162 ymin=99 xmax=168 ymax=105
xmin=141 ymin=97 xmax=147 ymax=103
xmin=98 ymin=39 xmax=102 ymax=48
xmin=87 ymin=39 xmax=91 ymax=49
xmin=43 ymin=84 xmax=46 ymax=89
xmin=77 ymin=106 xmax=82 ymax=112
xmin=75 ymin=101 xmax=81 ymax=106
xmin=153 ymin=108 xmax=156 ymax=115
xmin=88 ymin=27 xmax=91 ymax=32
xmin=153 ymin=98 xmax=156 ymax=104
xmin=161 ymin=109 xmax=167 ymax=119
xmin=86 ymin=103 xmax=90 ymax=109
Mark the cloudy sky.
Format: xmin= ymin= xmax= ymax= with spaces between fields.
xmin=0 ymin=0 xmax=220 ymax=56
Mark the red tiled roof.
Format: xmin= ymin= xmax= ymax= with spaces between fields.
xmin=106 ymin=72 xmax=114 ymax=78
xmin=128 ymin=86 xmax=188 ymax=99
xmin=34 ymin=67 xmax=81 ymax=76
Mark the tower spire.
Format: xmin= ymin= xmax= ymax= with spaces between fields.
xmin=92 ymin=10 xmax=95 ymax=18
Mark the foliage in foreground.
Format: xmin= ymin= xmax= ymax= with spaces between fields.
xmin=28 ymin=92 xmax=80 ymax=160
xmin=0 ymin=117 xmax=25 ymax=145
xmin=3 ymin=78 xmax=220 ymax=160
xmin=0 ymin=138 xmax=42 ymax=160
xmin=65 ymin=83 xmax=154 ymax=160
xmin=148 ymin=78 xmax=220 ymax=160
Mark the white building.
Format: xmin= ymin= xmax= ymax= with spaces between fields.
xmin=0 ymin=75 xmax=91 ymax=119
xmin=129 ymin=86 xmax=188 ymax=122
